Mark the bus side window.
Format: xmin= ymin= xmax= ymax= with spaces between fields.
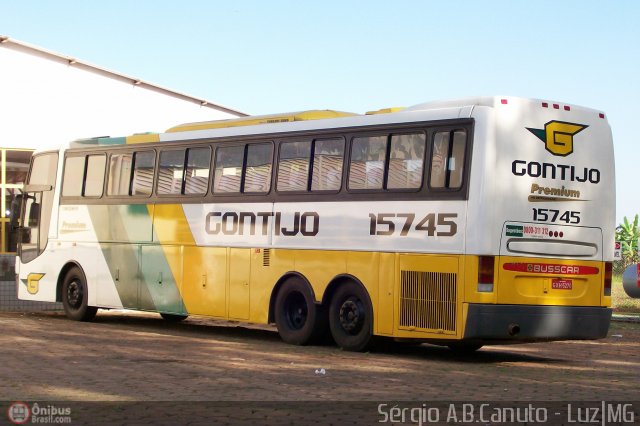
xmin=213 ymin=145 xmax=244 ymax=193
xmin=84 ymin=154 xmax=106 ymax=197
xmin=107 ymin=153 xmax=132 ymax=196
xmin=157 ymin=149 xmax=186 ymax=195
xmin=62 ymin=156 xmax=85 ymax=197
xmin=277 ymin=141 xmax=311 ymax=192
xmin=388 ymin=133 xmax=425 ymax=189
xmin=311 ymin=138 xmax=344 ymax=191
xmin=348 ymin=135 xmax=387 ymax=190
xmin=131 ymin=151 xmax=155 ymax=196
xmin=244 ymin=143 xmax=272 ymax=193
xmin=184 ymin=147 xmax=211 ymax=195
xmin=429 ymin=130 xmax=466 ymax=189
xmin=449 ymin=130 xmax=466 ymax=188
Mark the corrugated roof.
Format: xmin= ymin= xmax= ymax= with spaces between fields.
xmin=0 ymin=35 xmax=247 ymax=117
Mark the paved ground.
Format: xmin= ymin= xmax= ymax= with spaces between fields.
xmin=0 ymin=311 xmax=638 ymax=425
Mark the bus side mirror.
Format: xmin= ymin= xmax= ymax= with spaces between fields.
xmin=28 ymin=202 xmax=40 ymax=226
xmin=9 ymin=194 xmax=23 ymax=230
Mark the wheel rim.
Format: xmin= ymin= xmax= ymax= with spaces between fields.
xmin=284 ymin=292 xmax=308 ymax=330
xmin=339 ymin=297 xmax=365 ymax=335
xmin=67 ymin=279 xmax=82 ymax=310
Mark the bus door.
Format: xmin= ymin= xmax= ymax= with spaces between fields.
xmin=15 ymin=188 xmax=46 ymax=263
xmin=16 ymin=152 xmax=58 ymax=264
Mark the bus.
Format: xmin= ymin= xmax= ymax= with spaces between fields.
xmin=14 ymin=96 xmax=615 ymax=352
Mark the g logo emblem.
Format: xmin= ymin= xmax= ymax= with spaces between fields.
xmin=22 ymin=273 xmax=45 ymax=295
xmin=527 ymin=121 xmax=588 ymax=156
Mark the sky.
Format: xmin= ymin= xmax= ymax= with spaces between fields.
xmin=1 ymin=0 xmax=638 ymax=225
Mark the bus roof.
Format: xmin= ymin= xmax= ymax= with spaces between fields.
xmin=66 ymin=96 xmax=608 ymax=149
xmin=166 ymin=110 xmax=358 ymax=133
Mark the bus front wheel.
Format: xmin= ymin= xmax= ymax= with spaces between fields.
xmin=329 ymin=282 xmax=373 ymax=352
xmin=275 ymin=278 xmax=322 ymax=345
xmin=61 ymin=267 xmax=97 ymax=322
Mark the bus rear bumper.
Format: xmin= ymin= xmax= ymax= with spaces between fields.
xmin=463 ymin=304 xmax=612 ymax=341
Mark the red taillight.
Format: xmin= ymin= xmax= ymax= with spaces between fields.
xmin=604 ymin=262 xmax=612 ymax=296
xmin=599 ymin=113 xmax=606 ymax=119
xmin=478 ymin=256 xmax=495 ymax=292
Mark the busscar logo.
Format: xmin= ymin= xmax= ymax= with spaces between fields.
xmin=526 ymin=121 xmax=588 ymax=156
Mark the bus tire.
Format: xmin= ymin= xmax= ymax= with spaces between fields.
xmin=160 ymin=313 xmax=188 ymax=322
xmin=61 ymin=267 xmax=97 ymax=322
xmin=275 ymin=278 xmax=321 ymax=345
xmin=329 ymin=282 xmax=373 ymax=352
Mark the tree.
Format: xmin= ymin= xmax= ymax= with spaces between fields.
xmin=615 ymin=214 xmax=639 ymax=273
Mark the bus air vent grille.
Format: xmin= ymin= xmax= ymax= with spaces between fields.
xmin=263 ymin=248 xmax=271 ymax=267
xmin=399 ymin=270 xmax=457 ymax=332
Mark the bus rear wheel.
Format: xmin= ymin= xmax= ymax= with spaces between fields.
xmin=61 ymin=267 xmax=97 ymax=322
xmin=275 ymin=278 xmax=323 ymax=345
xmin=329 ymin=282 xmax=373 ymax=352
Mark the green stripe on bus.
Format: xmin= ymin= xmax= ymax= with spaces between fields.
xmin=87 ymin=204 xmax=186 ymax=314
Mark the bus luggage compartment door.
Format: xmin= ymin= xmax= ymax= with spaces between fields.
xmin=140 ymin=245 xmax=186 ymax=314
xmin=396 ymin=255 xmax=460 ymax=337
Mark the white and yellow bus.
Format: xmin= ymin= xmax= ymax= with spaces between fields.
xmin=15 ymin=96 xmax=615 ymax=351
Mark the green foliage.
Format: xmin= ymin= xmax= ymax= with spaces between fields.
xmin=614 ymin=214 xmax=639 ymax=274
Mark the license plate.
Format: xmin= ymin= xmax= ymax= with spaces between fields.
xmin=552 ymin=279 xmax=572 ymax=290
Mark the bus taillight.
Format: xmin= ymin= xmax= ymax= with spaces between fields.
xmin=478 ymin=256 xmax=495 ymax=292
xmin=604 ymin=262 xmax=612 ymax=296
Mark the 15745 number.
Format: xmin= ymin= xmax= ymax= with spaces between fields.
xmin=369 ymin=213 xmax=458 ymax=236
xmin=532 ymin=208 xmax=580 ymax=224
